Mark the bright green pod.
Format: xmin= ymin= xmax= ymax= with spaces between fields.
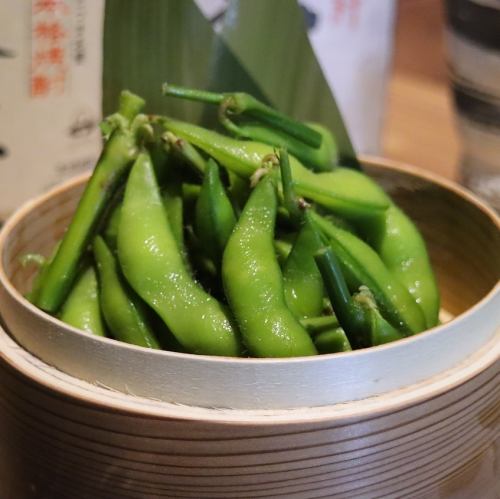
xmin=161 ymin=119 xmax=390 ymax=220
xmin=283 ymin=223 xmax=325 ymax=319
xmin=359 ymin=205 xmax=440 ymax=329
xmin=161 ymin=178 xmax=184 ymax=255
xmin=118 ymin=150 xmax=242 ymax=357
xmin=306 ymin=123 xmax=338 ymax=169
xmin=226 ymin=121 xmax=337 ymax=172
xmin=314 ymin=327 xmax=352 ymax=354
xmin=93 ymin=236 xmax=160 ymax=349
xmin=300 ymin=315 xmax=339 ymax=335
xmin=222 ymin=176 xmax=317 ymax=357
xmin=311 ymin=212 xmax=427 ymax=335
xmin=194 ymin=159 xmax=237 ymax=264
xmin=59 ymin=265 xmax=106 ymax=337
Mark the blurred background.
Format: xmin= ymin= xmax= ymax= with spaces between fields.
xmin=1 ymin=0 xmax=499 ymax=219
xmin=383 ymin=0 xmax=459 ymax=180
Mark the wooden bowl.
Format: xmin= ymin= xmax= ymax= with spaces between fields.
xmin=0 ymin=158 xmax=499 ymax=498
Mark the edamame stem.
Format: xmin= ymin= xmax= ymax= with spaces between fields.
xmin=354 ymin=286 xmax=405 ymax=346
xmin=36 ymin=91 xmax=146 ymax=312
xmin=163 ymin=131 xmax=206 ymax=175
xmin=162 ymin=84 xmax=322 ymax=148
xmin=314 ymin=247 xmax=366 ymax=347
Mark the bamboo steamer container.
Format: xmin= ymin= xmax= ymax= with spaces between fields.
xmin=0 ymin=158 xmax=499 ymax=499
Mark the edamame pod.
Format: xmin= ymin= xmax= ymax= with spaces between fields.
xmin=300 ymin=315 xmax=339 ymax=335
xmin=314 ymin=327 xmax=352 ymax=353
xmin=283 ymin=223 xmax=325 ymax=319
xmin=160 ymin=119 xmax=389 ymax=220
xmin=222 ymin=121 xmax=338 ymax=172
xmin=59 ymin=265 xmax=106 ymax=337
xmin=359 ymin=205 xmax=440 ymax=329
xmin=161 ymin=178 xmax=185 ymax=254
xmin=194 ymin=159 xmax=237 ymax=264
xmin=311 ymin=212 xmax=427 ymax=335
xmin=222 ymin=175 xmax=317 ymax=357
xmin=93 ymin=236 xmax=159 ymax=349
xmin=118 ymin=150 xmax=242 ymax=357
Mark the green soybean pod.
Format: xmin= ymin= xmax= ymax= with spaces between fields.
xmin=314 ymin=327 xmax=352 ymax=354
xmin=311 ymin=212 xmax=427 ymax=335
xmin=283 ymin=223 xmax=325 ymax=319
xmin=161 ymin=178 xmax=185 ymax=254
xmin=161 ymin=119 xmax=390 ymax=219
xmin=222 ymin=121 xmax=337 ymax=172
xmin=59 ymin=264 xmax=106 ymax=337
xmin=194 ymin=159 xmax=237 ymax=264
xmin=222 ymin=175 xmax=317 ymax=357
xmin=117 ymin=150 xmax=242 ymax=357
xmin=93 ymin=236 xmax=160 ymax=349
xmin=360 ymin=205 xmax=440 ymax=329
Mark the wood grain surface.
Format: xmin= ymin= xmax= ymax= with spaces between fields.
xmin=0 ymin=323 xmax=498 ymax=499
xmin=383 ymin=0 xmax=461 ymax=181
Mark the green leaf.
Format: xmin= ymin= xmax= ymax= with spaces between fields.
xmin=102 ymin=0 xmax=358 ymax=167
xmin=103 ymin=0 xmax=267 ymax=124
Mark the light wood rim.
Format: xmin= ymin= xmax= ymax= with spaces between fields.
xmin=0 ymin=318 xmax=498 ymax=424
xmin=0 ymin=342 xmax=497 ymax=498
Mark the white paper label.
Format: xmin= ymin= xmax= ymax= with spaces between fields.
xmin=301 ymin=0 xmax=396 ymax=154
xmin=0 ymin=0 xmax=104 ymax=220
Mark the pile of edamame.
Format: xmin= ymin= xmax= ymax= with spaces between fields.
xmin=26 ymin=87 xmax=440 ymax=357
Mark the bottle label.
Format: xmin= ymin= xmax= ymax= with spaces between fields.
xmin=0 ymin=0 xmax=104 ymax=220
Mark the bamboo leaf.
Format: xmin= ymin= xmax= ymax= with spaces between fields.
xmin=102 ymin=0 xmax=358 ymax=166
xmin=103 ymin=0 xmax=268 ymax=124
